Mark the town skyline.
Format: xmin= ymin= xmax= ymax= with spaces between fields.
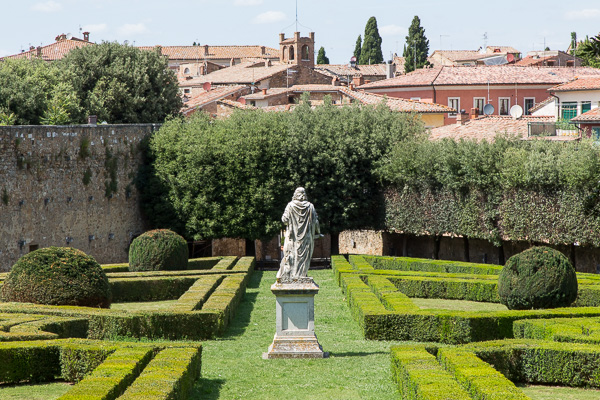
xmin=1 ymin=1 xmax=599 ymax=64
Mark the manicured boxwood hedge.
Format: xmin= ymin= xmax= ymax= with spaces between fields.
xmin=334 ymin=255 xmax=600 ymax=343
xmin=0 ymin=257 xmax=255 ymax=341
xmin=362 ymin=255 xmax=502 ymax=275
xmin=514 ymin=317 xmax=600 ymax=344
xmin=0 ymin=339 xmax=202 ymax=400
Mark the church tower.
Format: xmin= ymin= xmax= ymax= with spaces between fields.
xmin=279 ymin=32 xmax=315 ymax=68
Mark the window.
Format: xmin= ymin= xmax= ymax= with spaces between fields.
xmin=183 ymin=67 xmax=190 ymax=74
xmin=582 ymin=101 xmax=592 ymax=114
xmin=499 ymin=98 xmax=510 ymax=115
xmin=561 ymin=102 xmax=577 ymax=120
xmin=183 ymin=88 xmax=191 ymax=94
xmin=473 ymin=97 xmax=485 ymax=114
xmin=289 ymin=46 xmax=295 ymax=61
xmin=448 ymin=97 xmax=460 ymax=117
xmin=301 ymin=45 xmax=310 ymax=60
xmin=524 ymin=98 xmax=535 ymax=115
xmin=411 ymin=97 xmax=421 ymax=101
xmin=593 ymin=127 xmax=600 ymax=141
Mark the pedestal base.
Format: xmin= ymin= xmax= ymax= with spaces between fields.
xmin=263 ymin=334 xmax=326 ymax=359
xmin=264 ymin=277 xmax=326 ymax=359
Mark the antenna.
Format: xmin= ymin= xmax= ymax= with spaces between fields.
xmin=295 ymin=0 xmax=298 ymax=32
xmin=483 ymin=32 xmax=488 ymax=49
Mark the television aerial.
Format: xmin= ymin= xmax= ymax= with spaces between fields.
xmin=510 ymin=105 xmax=523 ymax=119
xmin=483 ymin=103 xmax=495 ymax=115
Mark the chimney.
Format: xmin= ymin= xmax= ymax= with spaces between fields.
xmin=386 ymin=60 xmax=396 ymax=79
xmin=309 ymin=32 xmax=315 ymax=41
xmin=230 ymin=58 xmax=235 ymax=67
xmin=352 ymin=76 xmax=364 ymax=87
xmin=261 ymin=46 xmax=266 ymax=55
xmin=294 ymin=32 xmax=300 ymax=41
xmin=279 ymin=33 xmax=285 ymax=42
xmin=470 ymin=107 xmax=479 ymax=119
xmin=266 ymin=59 xmax=272 ymax=67
xmin=204 ymin=45 xmax=209 ymax=56
xmin=456 ymin=110 xmax=469 ymax=125
xmin=29 ymin=46 xmax=35 ymax=51
xmin=36 ymin=46 xmax=42 ymax=57
xmin=262 ymin=88 xmax=267 ymax=95
xmin=331 ymin=77 xmax=338 ymax=86
xmin=83 ymin=31 xmax=90 ymax=41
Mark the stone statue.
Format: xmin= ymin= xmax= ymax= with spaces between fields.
xmin=277 ymin=187 xmax=322 ymax=281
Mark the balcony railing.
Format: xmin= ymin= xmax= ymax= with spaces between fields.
xmin=528 ymin=120 xmax=578 ymax=137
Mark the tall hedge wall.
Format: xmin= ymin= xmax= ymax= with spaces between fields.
xmin=378 ymin=137 xmax=600 ymax=246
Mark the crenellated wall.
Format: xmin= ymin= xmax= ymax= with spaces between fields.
xmin=0 ymin=124 xmax=157 ymax=271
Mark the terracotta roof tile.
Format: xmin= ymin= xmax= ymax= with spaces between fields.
xmin=182 ymin=85 xmax=247 ymax=115
xmin=549 ymin=76 xmax=600 ymax=92
xmin=429 ymin=115 xmax=559 ymax=141
xmin=137 ymin=45 xmax=279 ymax=61
xmin=217 ymin=99 xmax=256 ymax=110
xmin=359 ymin=66 xmax=600 ymax=89
xmin=2 ymin=39 xmax=94 ymax=61
xmin=430 ymin=50 xmax=485 ymax=62
xmin=339 ymin=88 xmax=454 ymax=113
xmin=241 ymin=87 xmax=289 ymax=100
xmin=181 ymin=61 xmax=291 ymax=85
xmin=486 ymin=46 xmax=520 ymax=54
xmin=571 ymin=107 xmax=600 ymax=122
xmin=514 ymin=55 xmax=555 ymax=66
xmin=314 ymin=64 xmax=387 ymax=78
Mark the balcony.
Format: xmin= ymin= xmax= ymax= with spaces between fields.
xmin=528 ymin=120 xmax=579 ymax=138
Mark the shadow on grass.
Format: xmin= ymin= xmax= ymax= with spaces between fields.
xmin=220 ymin=270 xmax=263 ymax=339
xmin=328 ymin=351 xmax=389 ymax=358
xmin=189 ymin=378 xmax=225 ymax=400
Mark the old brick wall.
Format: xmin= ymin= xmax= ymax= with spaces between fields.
xmin=339 ymin=230 xmax=384 ymax=255
xmin=0 ymin=124 xmax=156 ymax=271
xmin=269 ymin=66 xmax=332 ymax=88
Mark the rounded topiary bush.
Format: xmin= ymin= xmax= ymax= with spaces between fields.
xmin=128 ymin=229 xmax=188 ymax=271
xmin=497 ymin=246 xmax=578 ymax=310
xmin=1 ymin=247 xmax=111 ymax=308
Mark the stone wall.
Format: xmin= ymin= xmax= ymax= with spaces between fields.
xmin=0 ymin=124 xmax=156 ymax=271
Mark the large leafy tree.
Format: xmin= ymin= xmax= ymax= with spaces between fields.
xmin=403 ymin=15 xmax=431 ymax=73
xmin=59 ymin=42 xmax=182 ymax=123
xmin=142 ymin=96 xmax=424 ymax=241
xmin=353 ymin=35 xmax=362 ymax=62
xmin=358 ymin=17 xmax=383 ymax=65
xmin=316 ymin=47 xmax=329 ymax=64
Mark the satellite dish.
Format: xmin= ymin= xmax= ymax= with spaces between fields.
xmin=202 ymin=82 xmax=212 ymax=91
xmin=66 ymin=33 xmax=73 ymax=40
xmin=483 ymin=103 xmax=495 ymax=115
xmin=506 ymin=53 xmax=515 ymax=63
xmin=510 ymin=105 xmax=523 ymax=119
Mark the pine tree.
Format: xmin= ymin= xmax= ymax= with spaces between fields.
xmin=353 ymin=35 xmax=362 ymax=62
xmin=359 ymin=17 xmax=383 ymax=65
xmin=316 ymin=47 xmax=330 ymax=64
xmin=403 ymin=15 xmax=431 ymax=73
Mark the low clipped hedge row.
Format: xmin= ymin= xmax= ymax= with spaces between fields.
xmin=391 ymin=340 xmax=600 ymax=400
xmin=0 ymin=313 xmax=88 ymax=342
xmin=362 ymin=255 xmax=502 ymax=275
xmin=333 ymin=255 xmax=600 ymax=343
xmin=101 ymin=257 xmax=223 ymax=274
xmin=0 ymin=339 xmax=202 ymax=400
xmin=0 ymin=257 xmax=255 ymax=341
xmin=514 ymin=317 xmax=600 ymax=344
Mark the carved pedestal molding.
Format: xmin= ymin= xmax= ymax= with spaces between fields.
xmin=263 ymin=277 xmax=326 ymax=359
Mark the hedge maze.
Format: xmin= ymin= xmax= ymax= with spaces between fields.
xmin=333 ymin=254 xmax=600 ymax=399
xmin=0 ymin=256 xmax=254 ymax=399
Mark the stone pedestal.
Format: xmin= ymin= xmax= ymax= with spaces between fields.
xmin=263 ymin=277 xmax=326 ymax=359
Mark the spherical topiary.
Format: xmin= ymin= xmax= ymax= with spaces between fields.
xmin=497 ymin=246 xmax=578 ymax=310
xmin=128 ymin=229 xmax=188 ymax=271
xmin=1 ymin=247 xmax=111 ymax=308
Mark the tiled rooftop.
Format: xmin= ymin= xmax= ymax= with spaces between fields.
xmin=429 ymin=115 xmax=558 ymax=141
xmin=181 ymin=61 xmax=291 ymax=85
xmin=549 ymin=76 xmax=600 ymax=92
xmin=339 ymin=88 xmax=454 ymax=113
xmin=430 ymin=50 xmax=485 ymax=62
xmin=2 ymin=38 xmax=94 ymax=61
xmin=359 ymin=66 xmax=600 ymax=89
xmin=514 ymin=55 xmax=555 ymax=66
xmin=314 ymin=64 xmax=387 ymax=78
xmin=486 ymin=46 xmax=520 ymax=54
xmin=182 ymin=85 xmax=247 ymax=115
xmin=137 ymin=45 xmax=279 ymax=60
xmin=241 ymin=87 xmax=289 ymax=100
xmin=571 ymin=107 xmax=600 ymax=123
xmin=528 ymin=96 xmax=555 ymax=113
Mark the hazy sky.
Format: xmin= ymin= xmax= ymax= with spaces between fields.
xmin=1 ymin=1 xmax=599 ymax=64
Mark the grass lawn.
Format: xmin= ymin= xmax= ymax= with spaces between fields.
xmin=518 ymin=384 xmax=600 ymax=400
xmin=110 ymin=299 xmax=177 ymax=312
xmin=190 ymin=269 xmax=405 ymax=400
xmin=411 ymin=297 xmax=508 ymax=312
xmin=0 ymin=382 xmax=72 ymax=399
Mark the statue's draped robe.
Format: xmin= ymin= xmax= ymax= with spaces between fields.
xmin=277 ymin=199 xmax=317 ymax=279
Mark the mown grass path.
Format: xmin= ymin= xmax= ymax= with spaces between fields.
xmin=190 ymin=270 xmax=402 ymax=400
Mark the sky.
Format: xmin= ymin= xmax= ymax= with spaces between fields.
xmin=1 ymin=1 xmax=599 ymax=64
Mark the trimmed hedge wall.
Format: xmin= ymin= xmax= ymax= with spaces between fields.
xmin=334 ymin=255 xmax=600 ymax=343
xmin=363 ymin=255 xmax=502 ymax=275
xmin=514 ymin=317 xmax=600 ymax=344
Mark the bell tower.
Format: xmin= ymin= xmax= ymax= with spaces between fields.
xmin=279 ymin=32 xmax=315 ymax=68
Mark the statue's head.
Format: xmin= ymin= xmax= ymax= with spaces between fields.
xmin=293 ymin=187 xmax=307 ymax=201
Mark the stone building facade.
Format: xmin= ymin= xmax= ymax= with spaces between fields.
xmin=0 ymin=124 xmax=155 ymax=271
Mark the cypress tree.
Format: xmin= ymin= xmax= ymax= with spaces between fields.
xmin=316 ymin=47 xmax=330 ymax=64
xmin=359 ymin=17 xmax=383 ymax=65
xmin=403 ymin=15 xmax=431 ymax=73
xmin=353 ymin=35 xmax=362 ymax=62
